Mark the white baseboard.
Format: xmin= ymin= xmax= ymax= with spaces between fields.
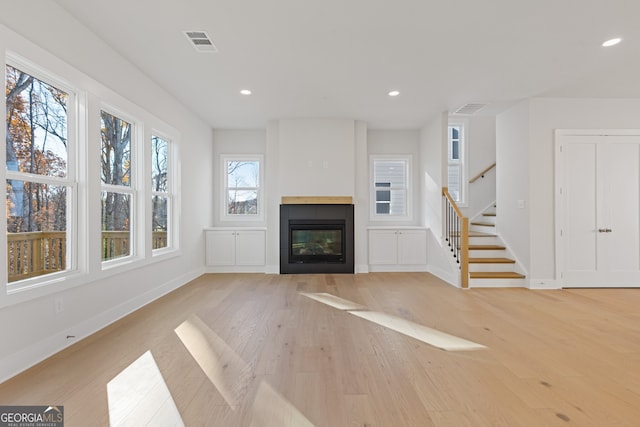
xmin=528 ymin=278 xmax=561 ymax=290
xmin=205 ymin=265 xmax=267 ymax=273
xmin=367 ymin=265 xmax=429 ymax=273
xmin=427 ymin=265 xmax=459 ymax=288
xmin=0 ymin=267 xmax=204 ymax=384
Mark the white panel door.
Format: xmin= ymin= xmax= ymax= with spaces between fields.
xmin=560 ymin=135 xmax=640 ymax=287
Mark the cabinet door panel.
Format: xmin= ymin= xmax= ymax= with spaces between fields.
xmin=206 ymin=231 xmax=236 ymax=266
xmin=235 ymin=230 xmax=266 ymax=266
xmin=369 ymin=230 xmax=399 ymax=264
xmin=398 ymin=230 xmax=427 ymax=265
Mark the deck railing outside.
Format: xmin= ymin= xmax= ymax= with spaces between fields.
xmin=7 ymin=231 xmax=168 ymax=282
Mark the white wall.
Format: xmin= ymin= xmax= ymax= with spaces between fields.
xmin=419 ymin=112 xmax=459 ymax=284
xmin=420 ymin=112 xmax=448 ymax=235
xmin=0 ymin=4 xmax=212 ymax=381
xmin=496 ymin=100 xmax=531 ymax=276
xmin=277 ymin=119 xmax=356 ymax=197
xmin=461 ymin=115 xmax=497 ymax=219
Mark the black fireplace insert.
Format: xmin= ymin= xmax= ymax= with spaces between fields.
xmin=280 ymin=204 xmax=354 ymax=274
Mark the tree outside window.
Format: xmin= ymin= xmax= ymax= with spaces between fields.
xmin=100 ymin=110 xmax=132 ymax=261
xmin=151 ymin=135 xmax=169 ymax=250
xmin=5 ymin=64 xmax=71 ymax=283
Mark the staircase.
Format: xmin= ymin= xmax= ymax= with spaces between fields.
xmin=467 ymin=204 xmax=526 ymax=287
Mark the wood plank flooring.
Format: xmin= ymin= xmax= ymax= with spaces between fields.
xmin=1 ymin=273 xmax=640 ymax=426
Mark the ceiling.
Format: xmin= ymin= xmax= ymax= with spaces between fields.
xmin=53 ymin=0 xmax=640 ymax=129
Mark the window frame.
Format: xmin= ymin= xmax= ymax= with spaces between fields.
xmin=99 ymin=105 xmax=141 ymax=267
xmin=0 ymin=27 xmax=182 ymax=308
xmin=149 ymin=131 xmax=175 ymax=255
xmin=448 ymin=118 xmax=468 ymax=206
xmin=220 ymin=154 xmax=264 ymax=222
xmin=369 ymin=154 xmax=412 ymax=221
xmin=4 ymin=53 xmax=81 ymax=295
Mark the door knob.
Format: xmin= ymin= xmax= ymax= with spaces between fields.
xmin=598 ymin=228 xmax=607 ymax=232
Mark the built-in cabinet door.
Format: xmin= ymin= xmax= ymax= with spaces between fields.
xmin=560 ymin=135 xmax=640 ymax=287
xmin=397 ymin=230 xmax=427 ymax=265
xmin=205 ymin=230 xmax=236 ymax=266
xmin=235 ymin=230 xmax=266 ymax=266
xmin=369 ymin=229 xmax=427 ymax=266
xmin=369 ymin=230 xmax=399 ymax=264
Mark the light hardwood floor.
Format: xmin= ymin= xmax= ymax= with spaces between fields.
xmin=2 ymin=273 xmax=640 ymax=426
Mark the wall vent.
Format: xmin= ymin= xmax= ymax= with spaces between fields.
xmin=453 ymin=103 xmax=486 ymax=115
xmin=183 ymin=31 xmax=218 ymax=53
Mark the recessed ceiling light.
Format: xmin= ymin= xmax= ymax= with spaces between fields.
xmin=388 ymin=90 xmax=400 ymax=97
xmin=602 ymin=37 xmax=622 ymax=47
xmin=240 ymin=89 xmax=252 ymax=95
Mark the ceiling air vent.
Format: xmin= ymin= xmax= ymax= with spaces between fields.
xmin=183 ymin=30 xmax=218 ymax=53
xmin=453 ymin=103 xmax=486 ymax=115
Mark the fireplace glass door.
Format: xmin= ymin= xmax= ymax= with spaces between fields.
xmin=290 ymin=223 xmax=345 ymax=264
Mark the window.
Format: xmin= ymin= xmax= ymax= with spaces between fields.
xmin=221 ymin=155 xmax=263 ymax=220
xmin=100 ymin=110 xmax=134 ymax=261
xmin=2 ymin=27 xmax=181 ymax=305
xmin=448 ymin=121 xmax=466 ymax=203
xmin=5 ymin=62 xmax=75 ymax=285
xmin=151 ymin=135 xmax=170 ymax=250
xmin=371 ymin=156 xmax=410 ymax=219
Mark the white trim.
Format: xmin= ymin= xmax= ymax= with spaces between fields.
xmin=447 ymin=117 xmax=469 ymax=207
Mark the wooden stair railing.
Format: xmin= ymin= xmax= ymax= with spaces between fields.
xmin=469 ymin=162 xmax=496 ymax=183
xmin=442 ymin=187 xmax=469 ymax=288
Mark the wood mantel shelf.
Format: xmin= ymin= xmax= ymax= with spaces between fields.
xmin=281 ymin=196 xmax=353 ymax=205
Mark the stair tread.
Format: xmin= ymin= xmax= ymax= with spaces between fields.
xmin=470 ymin=272 xmax=526 ymax=279
xmin=469 ymin=257 xmax=515 ymax=263
xmin=471 ymin=221 xmax=495 ymax=227
xmin=469 ymin=245 xmax=506 ymax=250
xmin=482 ymin=213 xmax=497 ymax=217
xmin=451 ymin=231 xmax=496 ymax=237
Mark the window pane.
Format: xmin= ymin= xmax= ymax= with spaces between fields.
xmin=101 ymin=191 xmax=130 ymax=260
xmin=376 ymin=202 xmax=390 ymax=214
xmin=151 ymin=136 xmax=168 ymax=192
xmin=152 ymin=195 xmax=168 ymax=249
xmin=227 ymin=161 xmax=259 ymax=188
xmin=101 ymin=111 xmax=131 ymax=186
xmin=452 ymin=140 xmax=459 ymax=160
xmin=374 ymin=161 xmax=405 ymax=188
xmin=227 ymin=190 xmax=258 ymax=215
xmin=6 ymin=180 xmax=67 ymax=282
xmin=376 ymin=189 xmax=391 ymax=202
xmin=5 ymin=65 xmax=68 ymax=178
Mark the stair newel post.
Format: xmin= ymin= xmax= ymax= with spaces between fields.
xmin=461 ymin=216 xmax=469 ymax=289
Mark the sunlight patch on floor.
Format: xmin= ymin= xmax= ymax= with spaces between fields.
xmin=300 ymin=292 xmax=486 ymax=351
xmin=250 ymin=381 xmax=316 ymax=427
xmin=349 ymin=310 xmax=486 ymax=351
xmin=175 ymin=314 xmax=253 ymax=407
xmin=107 ymin=350 xmax=184 ymax=427
xmin=300 ymin=292 xmax=366 ymax=311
